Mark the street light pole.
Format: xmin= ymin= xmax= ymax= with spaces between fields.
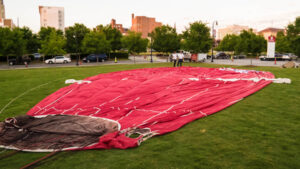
xmin=211 ymin=21 xmax=218 ymax=62
xmin=74 ymin=35 xmax=79 ymax=66
xmin=149 ymin=33 xmax=153 ymax=63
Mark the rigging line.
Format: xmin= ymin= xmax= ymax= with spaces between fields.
xmin=20 ymin=151 xmax=59 ymax=169
xmin=0 ymin=77 xmax=67 ymax=115
xmin=0 ymin=83 xmax=49 ymax=114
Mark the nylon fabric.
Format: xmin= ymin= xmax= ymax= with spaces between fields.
xmin=23 ymin=67 xmax=274 ymax=150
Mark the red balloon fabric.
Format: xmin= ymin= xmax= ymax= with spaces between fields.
xmin=27 ymin=67 xmax=274 ymax=150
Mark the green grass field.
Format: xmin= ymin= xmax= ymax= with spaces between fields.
xmin=0 ymin=63 xmax=299 ymax=169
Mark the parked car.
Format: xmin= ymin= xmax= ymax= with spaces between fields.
xmin=45 ymin=56 xmax=71 ymax=64
xmin=259 ymin=53 xmax=291 ymax=61
xmin=82 ymin=54 xmax=108 ymax=63
xmin=233 ymin=55 xmax=246 ymax=59
xmin=282 ymin=53 xmax=298 ymax=60
xmin=33 ymin=53 xmax=41 ymax=59
xmin=215 ymin=52 xmax=229 ymax=59
xmin=8 ymin=56 xmax=31 ymax=66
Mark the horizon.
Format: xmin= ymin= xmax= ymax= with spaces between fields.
xmin=3 ymin=0 xmax=300 ymax=33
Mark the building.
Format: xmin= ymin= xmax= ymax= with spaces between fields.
xmin=217 ymin=25 xmax=256 ymax=40
xmin=0 ymin=18 xmax=3 ymax=27
xmin=0 ymin=0 xmax=5 ymax=19
xmin=131 ymin=13 xmax=162 ymax=38
xmin=111 ymin=19 xmax=128 ymax=35
xmin=39 ymin=6 xmax=65 ymax=31
xmin=258 ymin=27 xmax=284 ymax=40
xmin=3 ymin=18 xmax=14 ymax=28
xmin=0 ymin=0 xmax=15 ymax=29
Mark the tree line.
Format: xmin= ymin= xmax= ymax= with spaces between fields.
xmin=0 ymin=24 xmax=149 ymax=61
xmin=0 ymin=17 xmax=299 ymax=62
xmin=216 ymin=17 xmax=300 ymax=57
xmin=0 ymin=21 xmax=213 ymax=61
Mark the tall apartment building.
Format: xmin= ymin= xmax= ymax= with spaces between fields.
xmin=217 ymin=25 xmax=257 ymax=40
xmin=258 ymin=27 xmax=284 ymax=40
xmin=131 ymin=13 xmax=162 ymax=38
xmin=0 ymin=0 xmax=15 ymax=29
xmin=39 ymin=6 xmax=65 ymax=31
xmin=0 ymin=0 xmax=5 ymax=19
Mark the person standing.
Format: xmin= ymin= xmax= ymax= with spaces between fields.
xmin=172 ymin=52 xmax=177 ymax=67
xmin=177 ymin=51 xmax=184 ymax=67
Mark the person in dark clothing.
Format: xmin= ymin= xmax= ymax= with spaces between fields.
xmin=172 ymin=52 xmax=177 ymax=67
xmin=177 ymin=51 xmax=184 ymax=67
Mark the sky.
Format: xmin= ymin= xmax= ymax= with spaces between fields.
xmin=4 ymin=0 xmax=300 ymax=33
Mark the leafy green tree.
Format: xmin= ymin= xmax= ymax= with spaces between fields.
xmin=216 ymin=34 xmax=240 ymax=52
xmin=150 ymin=25 xmax=180 ymax=54
xmin=39 ymin=30 xmax=66 ymax=57
xmin=38 ymin=27 xmax=63 ymax=42
xmin=20 ymin=27 xmax=40 ymax=54
xmin=276 ymin=31 xmax=291 ymax=53
xmin=10 ymin=28 xmax=27 ymax=57
xmin=0 ymin=27 xmax=13 ymax=63
xmin=65 ymin=23 xmax=90 ymax=54
xmin=81 ymin=31 xmax=111 ymax=55
xmin=234 ymin=30 xmax=266 ymax=56
xmin=95 ymin=25 xmax=122 ymax=52
xmin=181 ymin=21 xmax=212 ymax=53
xmin=286 ymin=17 xmax=300 ymax=57
xmin=121 ymin=31 xmax=149 ymax=54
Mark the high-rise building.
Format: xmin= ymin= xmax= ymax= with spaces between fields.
xmin=39 ymin=6 xmax=65 ymax=31
xmin=0 ymin=0 xmax=5 ymax=19
xmin=0 ymin=0 xmax=15 ymax=29
xmin=131 ymin=13 xmax=162 ymax=38
xmin=217 ymin=25 xmax=257 ymax=40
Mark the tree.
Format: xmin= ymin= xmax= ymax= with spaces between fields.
xmin=0 ymin=27 xmax=13 ymax=63
xmin=81 ymin=31 xmax=111 ymax=55
xmin=181 ymin=21 xmax=212 ymax=53
xmin=150 ymin=25 xmax=181 ymax=54
xmin=65 ymin=23 xmax=90 ymax=55
xmin=39 ymin=30 xmax=66 ymax=57
xmin=121 ymin=31 xmax=148 ymax=54
xmin=216 ymin=34 xmax=239 ymax=52
xmin=286 ymin=17 xmax=300 ymax=57
xmin=38 ymin=27 xmax=63 ymax=42
xmin=95 ymin=25 xmax=122 ymax=52
xmin=276 ymin=31 xmax=291 ymax=53
xmin=10 ymin=28 xmax=27 ymax=57
xmin=234 ymin=30 xmax=266 ymax=56
xmin=20 ymin=27 xmax=40 ymax=54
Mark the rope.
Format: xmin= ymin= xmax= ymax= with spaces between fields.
xmin=0 ymin=83 xmax=50 ymax=114
xmin=0 ymin=77 xmax=70 ymax=115
xmin=20 ymin=151 xmax=59 ymax=169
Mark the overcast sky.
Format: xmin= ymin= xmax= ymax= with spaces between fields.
xmin=4 ymin=0 xmax=300 ymax=33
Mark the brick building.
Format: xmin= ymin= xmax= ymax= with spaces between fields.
xmin=111 ymin=19 xmax=128 ymax=35
xmin=258 ymin=27 xmax=284 ymax=40
xmin=131 ymin=13 xmax=162 ymax=38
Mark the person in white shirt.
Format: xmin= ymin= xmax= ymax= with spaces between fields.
xmin=172 ymin=52 xmax=177 ymax=67
xmin=177 ymin=51 xmax=184 ymax=67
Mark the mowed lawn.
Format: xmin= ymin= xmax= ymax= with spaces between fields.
xmin=0 ymin=63 xmax=299 ymax=169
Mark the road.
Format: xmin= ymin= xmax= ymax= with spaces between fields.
xmin=0 ymin=56 xmax=298 ymax=70
xmin=205 ymin=58 xmax=299 ymax=67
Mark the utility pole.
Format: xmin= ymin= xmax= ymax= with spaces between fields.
xmin=211 ymin=21 xmax=218 ymax=62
